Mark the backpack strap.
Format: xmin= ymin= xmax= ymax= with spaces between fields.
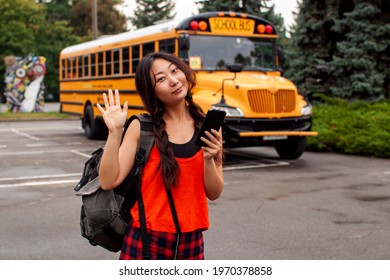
xmin=135 ymin=113 xmax=154 ymax=170
xmin=165 ymin=187 xmax=182 ymax=259
xmin=126 ymin=113 xmax=154 ymax=260
xmin=165 ymin=189 xmax=181 ymax=234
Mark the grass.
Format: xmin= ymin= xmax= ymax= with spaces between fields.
xmin=0 ymin=111 xmax=77 ymax=120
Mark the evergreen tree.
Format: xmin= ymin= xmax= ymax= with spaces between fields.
xmin=284 ymin=0 xmax=331 ymax=93
xmin=330 ymin=0 xmax=390 ymax=100
xmin=285 ymin=0 xmax=390 ymax=100
xmin=130 ymin=0 xmax=176 ymax=29
xmin=70 ymin=0 xmax=127 ymax=38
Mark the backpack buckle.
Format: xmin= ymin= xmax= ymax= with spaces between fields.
xmin=135 ymin=150 xmax=145 ymax=164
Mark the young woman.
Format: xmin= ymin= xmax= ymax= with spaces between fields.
xmin=97 ymin=52 xmax=224 ymax=260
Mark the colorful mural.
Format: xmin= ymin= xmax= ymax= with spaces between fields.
xmin=3 ymin=54 xmax=46 ymax=112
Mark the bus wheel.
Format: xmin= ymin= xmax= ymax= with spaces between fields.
xmin=84 ymin=105 xmax=106 ymax=139
xmin=274 ymin=136 xmax=307 ymax=160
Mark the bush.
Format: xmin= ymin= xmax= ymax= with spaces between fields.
xmin=307 ymin=97 xmax=390 ymax=158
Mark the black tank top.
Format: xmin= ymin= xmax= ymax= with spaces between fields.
xmin=170 ymin=130 xmax=201 ymax=158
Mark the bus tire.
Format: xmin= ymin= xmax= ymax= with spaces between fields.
xmin=84 ymin=105 xmax=106 ymax=139
xmin=274 ymin=136 xmax=307 ymax=160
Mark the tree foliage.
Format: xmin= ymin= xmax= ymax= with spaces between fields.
xmin=0 ymin=0 xmax=44 ymax=60
xmin=130 ymin=0 xmax=176 ymax=29
xmin=36 ymin=20 xmax=83 ymax=99
xmin=70 ymin=0 xmax=127 ymax=38
xmin=285 ymin=0 xmax=390 ymax=100
xmin=45 ymin=0 xmax=75 ymax=23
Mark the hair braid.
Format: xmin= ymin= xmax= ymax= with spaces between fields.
xmin=151 ymin=110 xmax=179 ymax=189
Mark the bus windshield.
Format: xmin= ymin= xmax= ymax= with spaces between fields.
xmin=187 ymin=35 xmax=276 ymax=71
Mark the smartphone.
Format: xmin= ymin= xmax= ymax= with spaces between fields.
xmin=195 ymin=109 xmax=226 ymax=146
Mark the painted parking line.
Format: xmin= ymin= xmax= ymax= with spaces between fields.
xmin=0 ymin=173 xmax=82 ymax=189
xmin=71 ymin=149 xmax=92 ymax=158
xmin=66 ymin=142 xmax=82 ymax=146
xmin=0 ymin=179 xmax=80 ymax=189
xmin=0 ymin=150 xmax=45 ymax=156
xmin=11 ymin=129 xmax=39 ymax=141
xmin=0 ymin=149 xmax=92 ymax=156
xmin=0 ymin=173 xmax=81 ymax=182
xmin=222 ymin=149 xmax=290 ymax=171
xmin=26 ymin=143 xmax=46 ymax=147
xmin=223 ymin=160 xmax=289 ymax=171
xmin=0 ymin=126 xmax=82 ymax=132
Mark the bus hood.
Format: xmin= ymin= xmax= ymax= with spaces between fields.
xmin=193 ymin=71 xmax=304 ymax=118
xmin=195 ymin=71 xmax=297 ymax=92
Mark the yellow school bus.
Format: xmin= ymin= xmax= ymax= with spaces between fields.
xmin=59 ymin=11 xmax=317 ymax=159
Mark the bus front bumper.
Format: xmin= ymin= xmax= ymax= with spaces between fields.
xmin=239 ymin=131 xmax=318 ymax=137
xmin=221 ymin=116 xmax=318 ymax=147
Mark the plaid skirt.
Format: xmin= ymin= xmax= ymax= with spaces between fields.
xmin=119 ymin=223 xmax=204 ymax=260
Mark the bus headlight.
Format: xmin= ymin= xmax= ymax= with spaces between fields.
xmin=211 ymin=106 xmax=244 ymax=117
xmin=301 ymin=103 xmax=313 ymax=116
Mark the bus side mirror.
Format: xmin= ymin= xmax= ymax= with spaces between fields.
xmin=227 ymin=63 xmax=243 ymax=73
xmin=179 ymin=34 xmax=190 ymax=51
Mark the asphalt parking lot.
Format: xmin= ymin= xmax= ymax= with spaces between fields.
xmin=1 ymin=119 xmax=390 ymax=260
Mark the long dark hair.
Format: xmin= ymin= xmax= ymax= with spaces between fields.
xmin=135 ymin=52 xmax=204 ymax=189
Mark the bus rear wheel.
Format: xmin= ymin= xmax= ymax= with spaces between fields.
xmin=274 ymin=136 xmax=307 ymax=160
xmin=84 ymin=105 xmax=107 ymax=139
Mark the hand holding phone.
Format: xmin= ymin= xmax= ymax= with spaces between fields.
xmin=195 ymin=109 xmax=226 ymax=146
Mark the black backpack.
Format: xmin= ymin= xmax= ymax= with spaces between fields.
xmin=74 ymin=114 xmax=154 ymax=253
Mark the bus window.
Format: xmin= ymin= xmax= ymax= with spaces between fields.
xmin=113 ymin=49 xmax=120 ymax=75
xmin=143 ymin=42 xmax=155 ymax=56
xmin=159 ymin=39 xmax=175 ymax=54
xmin=84 ymin=55 xmax=89 ymax=77
xmin=122 ymin=47 xmax=129 ymax=74
xmin=61 ymin=59 xmax=66 ymax=79
xmin=77 ymin=56 xmax=82 ymax=77
xmin=66 ymin=58 xmax=71 ymax=79
xmin=188 ymin=35 xmax=276 ymax=71
xmin=91 ymin=53 xmax=96 ymax=77
xmin=105 ymin=50 xmax=112 ymax=76
xmin=71 ymin=57 xmax=77 ymax=78
xmin=68 ymin=58 xmax=74 ymax=78
xmin=98 ymin=52 xmax=103 ymax=76
xmin=132 ymin=45 xmax=140 ymax=74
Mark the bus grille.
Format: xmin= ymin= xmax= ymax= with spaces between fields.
xmin=247 ymin=90 xmax=296 ymax=113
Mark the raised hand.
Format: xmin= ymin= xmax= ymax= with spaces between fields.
xmin=97 ymin=89 xmax=128 ymax=134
